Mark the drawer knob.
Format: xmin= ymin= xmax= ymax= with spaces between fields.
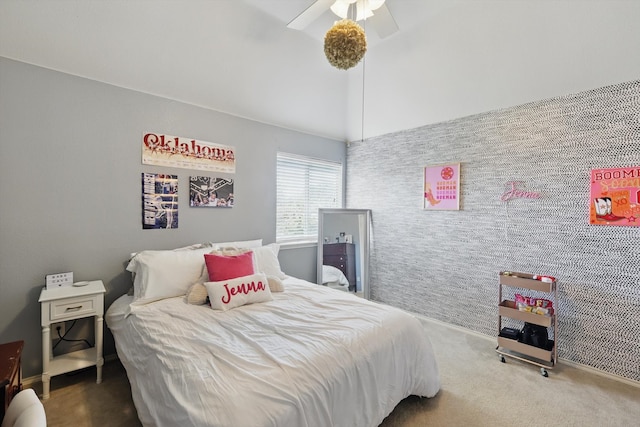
xmin=65 ymin=306 xmax=83 ymax=312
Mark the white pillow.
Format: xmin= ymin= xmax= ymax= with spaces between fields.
xmin=127 ymin=246 xmax=212 ymax=303
xmin=125 ymin=240 xmax=262 ymax=302
xmin=252 ymin=243 xmax=287 ymax=279
xmin=127 ymin=242 xmax=213 ymax=294
xmin=209 ymin=239 xmax=262 ymax=249
xmin=185 ymin=275 xmax=283 ymax=297
xmin=128 ymin=242 xmax=212 ymax=260
xmin=205 ymin=273 xmax=272 ymax=311
xmin=174 ymin=242 xmax=213 ymax=251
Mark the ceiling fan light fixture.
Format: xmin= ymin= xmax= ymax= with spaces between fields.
xmin=324 ymin=19 xmax=367 ymax=70
xmin=356 ymin=0 xmax=373 ymax=21
xmin=330 ymin=0 xmax=384 ymax=21
xmin=330 ymin=0 xmax=353 ymax=18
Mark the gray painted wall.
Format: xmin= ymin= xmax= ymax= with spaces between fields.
xmin=346 ymin=80 xmax=640 ymax=382
xmin=0 ymin=57 xmax=345 ymax=378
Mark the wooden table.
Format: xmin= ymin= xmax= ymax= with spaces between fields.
xmin=0 ymin=340 xmax=24 ymax=422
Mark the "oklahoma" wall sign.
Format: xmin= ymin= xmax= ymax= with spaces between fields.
xmin=142 ymin=132 xmax=236 ymax=173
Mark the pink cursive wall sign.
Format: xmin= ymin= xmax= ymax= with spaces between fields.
xmin=501 ymin=181 xmax=542 ymax=202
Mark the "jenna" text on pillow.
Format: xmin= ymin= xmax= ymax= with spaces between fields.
xmin=205 ymin=273 xmax=273 ymax=311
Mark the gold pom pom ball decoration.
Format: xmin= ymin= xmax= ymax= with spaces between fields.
xmin=324 ymin=19 xmax=367 ymax=70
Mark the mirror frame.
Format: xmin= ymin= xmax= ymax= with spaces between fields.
xmin=317 ymin=208 xmax=372 ymax=300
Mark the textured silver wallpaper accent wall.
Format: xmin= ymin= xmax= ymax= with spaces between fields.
xmin=346 ymin=80 xmax=640 ymax=382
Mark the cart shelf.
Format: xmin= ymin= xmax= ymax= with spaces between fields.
xmin=496 ymin=271 xmax=558 ymax=377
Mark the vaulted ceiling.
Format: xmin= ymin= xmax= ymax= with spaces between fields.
xmin=0 ymin=0 xmax=435 ymax=141
xmin=2 ymin=1 xmax=639 ymax=142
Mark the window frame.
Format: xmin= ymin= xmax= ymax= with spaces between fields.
xmin=276 ymin=152 xmax=344 ymax=244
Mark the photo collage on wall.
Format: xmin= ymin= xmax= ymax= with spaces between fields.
xmin=142 ymin=173 xmax=178 ymax=229
xmin=189 ymin=176 xmax=234 ymax=208
xmin=140 ymin=132 xmax=237 ymax=229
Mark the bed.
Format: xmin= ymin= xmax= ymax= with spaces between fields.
xmin=321 ymin=264 xmax=350 ymax=291
xmin=106 ymin=241 xmax=440 ymax=427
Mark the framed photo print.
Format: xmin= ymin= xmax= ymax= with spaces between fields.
xmin=424 ymin=163 xmax=460 ymax=210
xmin=189 ymin=176 xmax=234 ymax=208
xmin=142 ymin=173 xmax=178 ymax=229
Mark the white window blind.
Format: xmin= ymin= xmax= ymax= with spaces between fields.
xmin=277 ymin=153 xmax=343 ymax=242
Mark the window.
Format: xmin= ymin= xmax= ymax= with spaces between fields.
xmin=277 ymin=153 xmax=343 ymax=243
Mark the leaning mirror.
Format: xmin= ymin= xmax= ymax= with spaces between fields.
xmin=317 ymin=208 xmax=372 ymax=300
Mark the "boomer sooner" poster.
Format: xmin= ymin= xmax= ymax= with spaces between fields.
xmin=590 ymin=166 xmax=639 ymax=227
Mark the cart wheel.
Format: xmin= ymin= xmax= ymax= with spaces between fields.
xmin=499 ymin=355 xmax=506 ymax=363
xmin=540 ymin=368 xmax=548 ymax=377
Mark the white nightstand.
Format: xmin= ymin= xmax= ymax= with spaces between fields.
xmin=38 ymin=280 xmax=106 ymax=399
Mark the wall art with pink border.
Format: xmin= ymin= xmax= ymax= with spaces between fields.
xmin=590 ymin=166 xmax=640 ymax=226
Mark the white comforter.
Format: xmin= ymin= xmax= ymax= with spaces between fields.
xmin=322 ymin=265 xmax=350 ymax=287
xmin=106 ymin=277 xmax=440 ymax=427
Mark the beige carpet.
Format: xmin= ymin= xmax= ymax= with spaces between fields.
xmin=30 ymin=319 xmax=640 ymax=427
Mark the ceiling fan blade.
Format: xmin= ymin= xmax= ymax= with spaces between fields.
xmin=287 ymin=0 xmax=335 ymax=30
xmin=369 ymin=3 xmax=399 ymax=38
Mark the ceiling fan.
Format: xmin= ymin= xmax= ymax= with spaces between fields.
xmin=287 ymin=0 xmax=399 ymax=39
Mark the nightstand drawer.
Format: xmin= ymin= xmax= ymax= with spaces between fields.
xmin=49 ymin=296 xmax=97 ymax=321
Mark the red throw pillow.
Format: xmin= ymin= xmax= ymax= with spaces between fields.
xmin=204 ymin=251 xmax=255 ymax=282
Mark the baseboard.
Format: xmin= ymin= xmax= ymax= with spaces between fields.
xmin=558 ymin=357 xmax=640 ymax=389
xmin=411 ymin=312 xmax=640 ymax=389
xmin=22 ymin=353 xmax=120 ymax=388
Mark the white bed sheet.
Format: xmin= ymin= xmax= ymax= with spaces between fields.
xmin=322 ymin=265 xmax=350 ymax=289
xmin=106 ymin=277 xmax=440 ymax=427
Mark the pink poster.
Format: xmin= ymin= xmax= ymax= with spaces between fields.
xmin=590 ymin=166 xmax=640 ymax=226
xmin=424 ymin=163 xmax=460 ymax=210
